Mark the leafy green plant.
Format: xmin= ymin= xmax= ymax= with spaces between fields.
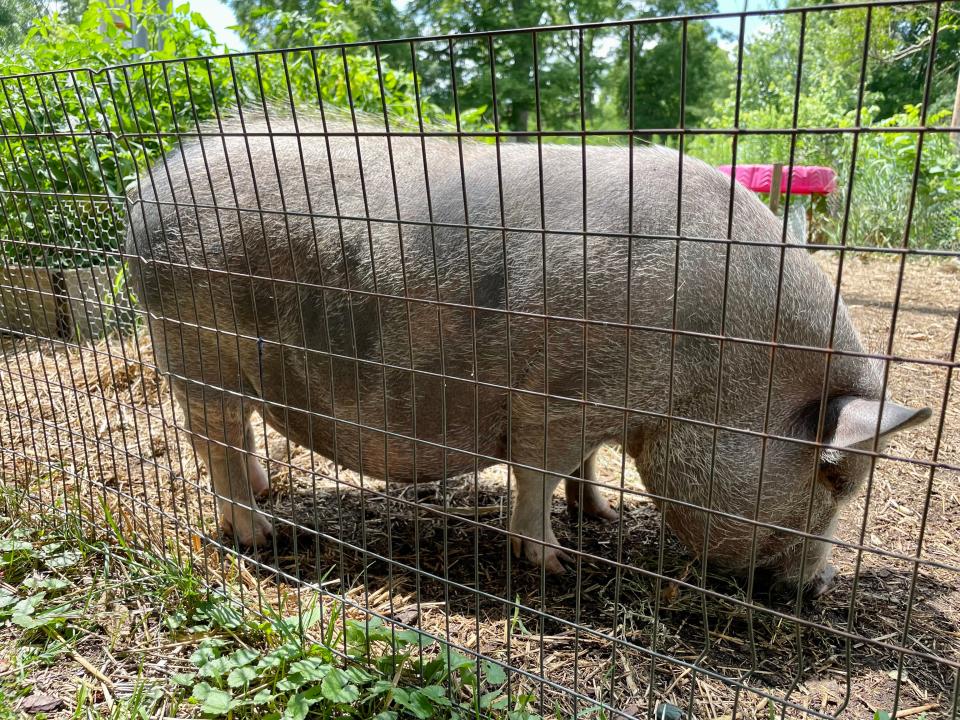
xmin=0 ymin=489 xmax=543 ymax=720
xmin=0 ymin=1 xmax=446 ymax=270
xmin=0 ymin=0 xmax=228 ymax=267
xmin=686 ymin=3 xmax=960 ymax=251
xmin=173 ymin=599 xmax=537 ymax=719
xmin=831 ymin=105 xmax=960 ymax=250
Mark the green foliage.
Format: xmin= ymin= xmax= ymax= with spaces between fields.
xmin=0 ymin=0 xmax=437 ymax=269
xmin=179 ymin=603 xmax=538 ymax=719
xmin=408 ymin=0 xmax=631 ymax=133
xmin=1 ymin=490 xmax=542 ymax=720
xmin=827 ymin=105 xmax=960 ymax=249
xmin=0 ymin=535 xmax=81 ymax=632
xmin=688 ymin=6 xmax=884 ymax=166
xmin=230 ymin=0 xmax=415 ymax=48
xmin=865 ymin=3 xmax=960 ymax=119
xmin=0 ymin=0 xmax=229 ymax=266
xmin=606 ymin=0 xmax=733 ymax=135
xmin=0 ymin=0 xmax=46 ymax=48
xmin=3 ymin=0 xmax=959 ymax=270
xmin=686 ymin=4 xmax=960 ymax=250
xmin=232 ymin=5 xmax=439 ymax=121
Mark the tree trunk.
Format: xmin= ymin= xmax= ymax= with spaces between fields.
xmin=514 ymin=107 xmax=530 ymax=142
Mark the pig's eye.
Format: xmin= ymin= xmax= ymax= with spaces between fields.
xmin=817 ymin=461 xmax=855 ymax=500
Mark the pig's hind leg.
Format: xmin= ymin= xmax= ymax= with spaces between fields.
xmin=564 ymin=450 xmax=619 ymax=522
xmin=174 ymin=381 xmax=272 ymax=548
xmin=510 ymin=467 xmax=571 ymax=574
xmin=244 ymin=420 xmax=270 ymax=498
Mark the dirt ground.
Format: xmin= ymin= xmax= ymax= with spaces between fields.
xmin=1 ymin=251 xmax=958 ymax=719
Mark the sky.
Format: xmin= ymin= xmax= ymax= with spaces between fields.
xmin=187 ymin=0 xmax=244 ymax=50
xmin=185 ymin=0 xmax=777 ymax=53
xmin=712 ymin=0 xmax=779 ymax=42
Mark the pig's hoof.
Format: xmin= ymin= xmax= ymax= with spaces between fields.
xmin=511 ymin=537 xmax=571 ymax=575
xmin=568 ymin=497 xmax=619 ymax=522
xmin=806 ymin=564 xmax=837 ymax=599
xmin=221 ymin=509 xmax=273 ymax=548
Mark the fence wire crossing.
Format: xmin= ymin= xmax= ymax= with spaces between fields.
xmin=1 ymin=2 xmax=959 ymax=719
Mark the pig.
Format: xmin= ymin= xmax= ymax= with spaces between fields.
xmin=124 ymin=109 xmax=930 ymax=592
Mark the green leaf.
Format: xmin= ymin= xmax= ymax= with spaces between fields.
xmin=344 ymin=665 xmax=374 ymax=684
xmin=22 ymin=577 xmax=71 ymax=592
xmin=348 ymin=617 xmax=393 ymax=645
xmin=396 ymin=629 xmax=429 ymax=647
xmin=320 ymin=668 xmax=359 ymax=704
xmin=202 ymin=601 xmax=244 ymax=630
xmin=251 ymin=688 xmax=275 ymax=705
xmin=190 ymin=638 xmax=229 ymax=667
xmin=288 ymin=658 xmax=329 ymax=683
xmin=200 ymin=688 xmax=236 ymax=715
xmin=392 ymin=688 xmax=437 ymax=720
xmin=282 ymin=693 xmax=311 ymax=720
xmin=277 ymin=604 xmax=324 ymax=637
xmin=226 ymin=665 xmax=258 ymax=688
xmin=479 ymin=690 xmax=508 ymax=710
xmin=367 ymin=679 xmax=395 ymax=697
xmin=227 ymin=647 xmax=260 ymax=668
xmin=198 ymin=650 xmax=228 ymax=673
xmin=12 ymin=613 xmax=50 ymax=629
xmin=483 ymin=659 xmax=507 ymax=685
xmin=419 ymin=685 xmax=452 ymax=707
xmin=0 ymin=540 xmax=33 ymax=553
xmin=11 ymin=593 xmax=44 ymax=618
xmin=191 ymin=681 xmax=213 ymax=701
xmin=44 ymin=550 xmax=81 ymax=569
xmin=258 ymin=642 xmax=301 ymax=669
xmin=445 ymin=650 xmax=475 ymax=674
xmin=170 ymin=672 xmax=196 ymax=687
xmin=192 ymin=682 xmax=236 ymax=715
xmin=165 ymin=611 xmax=188 ymax=630
xmin=276 ymin=676 xmax=305 ymax=693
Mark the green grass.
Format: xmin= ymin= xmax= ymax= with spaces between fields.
xmin=0 ymin=490 xmax=544 ymax=719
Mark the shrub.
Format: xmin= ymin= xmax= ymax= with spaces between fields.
xmin=827 ymin=105 xmax=960 ymax=250
xmin=0 ymin=1 xmax=440 ymax=268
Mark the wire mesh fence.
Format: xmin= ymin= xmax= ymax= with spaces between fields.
xmin=1 ymin=1 xmax=959 ymax=718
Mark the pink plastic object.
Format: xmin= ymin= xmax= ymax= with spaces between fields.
xmin=716 ymin=164 xmax=837 ymax=195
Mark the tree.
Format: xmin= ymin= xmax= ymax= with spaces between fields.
xmin=407 ymin=0 xmax=633 ymax=133
xmin=605 ymin=0 xmax=732 ymax=138
xmin=230 ymin=0 xmax=414 ymax=47
xmin=408 ymin=0 xmax=730 ymax=136
xmin=225 ymin=0 xmax=731 ymax=135
xmin=0 ymin=0 xmax=47 ymax=47
xmin=867 ymin=3 xmax=960 ymax=118
xmin=692 ymin=3 xmax=887 ymax=165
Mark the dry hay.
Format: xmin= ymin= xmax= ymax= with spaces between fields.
xmin=1 ymin=251 xmax=958 ymax=719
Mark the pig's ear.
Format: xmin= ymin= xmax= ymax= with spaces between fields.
xmin=824 ymin=397 xmax=931 ymax=452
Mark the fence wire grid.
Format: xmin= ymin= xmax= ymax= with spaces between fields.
xmin=1 ymin=2 xmax=959 ymax=719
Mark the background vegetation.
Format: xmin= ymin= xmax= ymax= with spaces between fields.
xmin=0 ymin=0 xmax=957 ymax=266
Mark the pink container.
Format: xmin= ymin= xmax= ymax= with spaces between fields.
xmin=716 ymin=164 xmax=837 ymax=195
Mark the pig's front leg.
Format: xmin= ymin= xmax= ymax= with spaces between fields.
xmin=510 ymin=468 xmax=570 ymax=574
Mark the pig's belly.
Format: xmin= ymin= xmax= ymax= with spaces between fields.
xmin=261 ymin=364 xmax=510 ymax=484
